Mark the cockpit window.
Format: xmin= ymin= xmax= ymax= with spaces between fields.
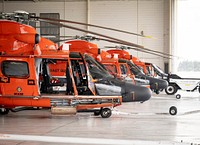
xmin=2 ymin=61 xmax=29 ymax=78
xmin=127 ymin=61 xmax=144 ymax=75
xmin=146 ymin=66 xmax=151 ymax=75
xmin=104 ymin=64 xmax=117 ymax=75
xmin=84 ymin=55 xmax=112 ymax=79
xmin=152 ymin=64 xmax=164 ymax=74
xmin=120 ymin=64 xmax=127 ymax=75
xmin=138 ymin=66 xmax=143 ymax=71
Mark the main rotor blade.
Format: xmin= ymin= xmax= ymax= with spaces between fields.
xmin=124 ymin=47 xmax=172 ymax=59
xmin=98 ymin=38 xmax=175 ymax=58
xmin=55 ymin=36 xmax=171 ymax=59
xmin=41 ymin=20 xmax=144 ymax=47
xmin=32 ymin=16 xmax=153 ymax=38
xmin=41 ymin=20 xmax=173 ymax=58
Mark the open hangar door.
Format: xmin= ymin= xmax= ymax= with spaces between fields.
xmin=171 ymin=0 xmax=200 ymax=78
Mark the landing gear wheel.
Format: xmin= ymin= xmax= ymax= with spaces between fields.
xmin=0 ymin=108 xmax=9 ymax=115
xmin=94 ymin=110 xmax=101 ymax=116
xmin=176 ymin=94 xmax=181 ymax=99
xmin=165 ymin=84 xmax=178 ymax=95
xmin=100 ymin=108 xmax=112 ymax=118
xmin=155 ymin=90 xmax=159 ymax=94
xmin=169 ymin=106 xmax=177 ymax=115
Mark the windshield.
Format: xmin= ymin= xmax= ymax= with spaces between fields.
xmin=146 ymin=66 xmax=152 ymax=75
xmin=127 ymin=61 xmax=144 ymax=75
xmin=120 ymin=64 xmax=128 ymax=75
xmin=84 ymin=54 xmax=113 ymax=79
xmin=152 ymin=64 xmax=165 ymax=75
xmin=103 ymin=64 xmax=117 ymax=75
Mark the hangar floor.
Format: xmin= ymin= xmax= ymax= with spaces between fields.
xmin=1 ymin=91 xmax=200 ymax=145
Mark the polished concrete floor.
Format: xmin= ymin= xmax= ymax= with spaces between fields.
xmin=1 ymin=91 xmax=200 ymax=145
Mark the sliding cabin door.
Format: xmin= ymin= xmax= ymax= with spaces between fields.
xmin=0 ymin=57 xmax=39 ymax=97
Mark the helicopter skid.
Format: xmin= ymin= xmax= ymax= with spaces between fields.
xmin=0 ymin=95 xmax=122 ymax=118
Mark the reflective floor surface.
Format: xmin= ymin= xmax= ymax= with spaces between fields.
xmin=1 ymin=91 xmax=200 ymax=145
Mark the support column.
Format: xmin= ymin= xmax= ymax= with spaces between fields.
xmin=169 ymin=0 xmax=172 ymax=73
xmin=86 ymin=0 xmax=90 ymax=31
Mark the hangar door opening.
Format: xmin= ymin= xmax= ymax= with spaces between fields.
xmin=172 ymin=0 xmax=200 ymax=78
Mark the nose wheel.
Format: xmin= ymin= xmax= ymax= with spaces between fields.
xmin=176 ymin=94 xmax=181 ymax=99
xmin=155 ymin=90 xmax=160 ymax=94
xmin=0 ymin=108 xmax=9 ymax=115
xmin=169 ymin=106 xmax=177 ymax=115
xmin=94 ymin=108 xmax=112 ymax=118
xmin=165 ymin=84 xmax=178 ymax=95
xmin=101 ymin=108 xmax=112 ymax=118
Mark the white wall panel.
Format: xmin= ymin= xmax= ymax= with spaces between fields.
xmin=136 ymin=0 xmax=164 ymax=68
xmin=62 ymin=1 xmax=87 ymax=37
xmin=89 ymin=0 xmax=166 ymax=69
xmin=90 ymin=1 xmax=138 ymax=49
xmin=0 ymin=3 xmax=3 ymax=12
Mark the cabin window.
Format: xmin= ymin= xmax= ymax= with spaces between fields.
xmin=2 ymin=61 xmax=29 ymax=78
xmin=120 ymin=64 xmax=127 ymax=75
xmin=104 ymin=64 xmax=117 ymax=75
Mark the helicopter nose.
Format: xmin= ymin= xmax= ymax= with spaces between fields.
xmin=122 ymin=83 xmax=151 ymax=102
xmin=158 ymin=79 xmax=168 ymax=90
xmin=133 ymin=86 xmax=152 ymax=102
xmin=152 ymin=79 xmax=168 ymax=93
xmin=145 ymin=76 xmax=168 ymax=93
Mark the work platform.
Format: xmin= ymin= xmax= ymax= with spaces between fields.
xmin=1 ymin=91 xmax=200 ymax=145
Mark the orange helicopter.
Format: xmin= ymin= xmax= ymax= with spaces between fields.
xmin=56 ymin=36 xmax=150 ymax=87
xmin=131 ymin=56 xmax=168 ymax=79
xmin=106 ymin=49 xmax=168 ymax=94
xmin=0 ymin=18 xmax=122 ymax=118
xmin=96 ymin=50 xmax=151 ymax=88
xmin=61 ymin=39 xmax=135 ymax=83
xmin=56 ymin=39 xmax=152 ymax=102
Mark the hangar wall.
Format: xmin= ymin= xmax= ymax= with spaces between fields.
xmin=0 ymin=0 xmax=169 ymax=70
